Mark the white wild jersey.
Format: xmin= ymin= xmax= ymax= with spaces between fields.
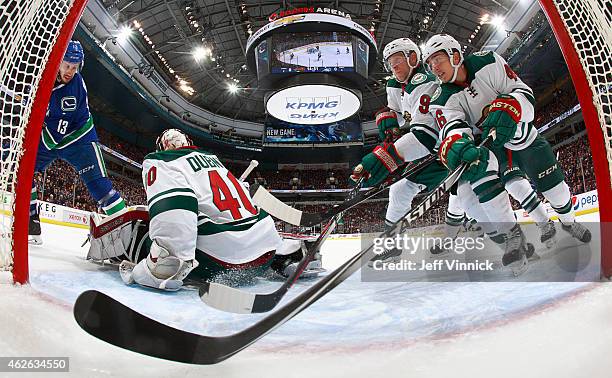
xmin=142 ymin=147 xmax=280 ymax=264
xmin=429 ymin=51 xmax=538 ymax=150
xmin=386 ymin=66 xmax=441 ymax=160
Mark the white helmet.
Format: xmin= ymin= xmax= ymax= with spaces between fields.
xmin=422 ymin=34 xmax=463 ymax=83
xmin=382 ymin=38 xmax=421 ymax=82
xmin=156 ymin=128 xmax=193 ymax=151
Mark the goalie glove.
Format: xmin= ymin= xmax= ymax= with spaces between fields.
xmin=351 ymin=143 xmax=404 ymax=187
xmin=481 ymin=95 xmax=521 ymax=148
xmin=271 ymin=238 xmax=325 ymax=279
xmin=375 ymin=107 xmax=402 ymax=142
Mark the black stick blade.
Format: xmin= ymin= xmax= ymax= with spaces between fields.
xmin=73 ymin=290 xmax=226 ymax=364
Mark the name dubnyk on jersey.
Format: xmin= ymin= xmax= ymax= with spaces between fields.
xmin=142 ymin=147 xmax=280 ymax=264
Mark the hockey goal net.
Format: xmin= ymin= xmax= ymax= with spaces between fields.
xmin=539 ymin=0 xmax=612 ymax=276
xmin=0 ymin=0 xmax=87 ymax=283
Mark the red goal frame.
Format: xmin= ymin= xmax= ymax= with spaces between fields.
xmin=540 ymin=0 xmax=612 ymax=276
xmin=11 ymin=0 xmax=88 ymax=284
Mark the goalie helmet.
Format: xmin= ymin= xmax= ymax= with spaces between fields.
xmin=63 ymin=40 xmax=84 ymax=65
xmin=421 ymin=34 xmax=464 ymax=83
xmin=156 ymin=129 xmax=193 ymax=151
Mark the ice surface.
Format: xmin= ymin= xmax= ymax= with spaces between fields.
xmin=1 ymin=212 xmax=611 ymax=377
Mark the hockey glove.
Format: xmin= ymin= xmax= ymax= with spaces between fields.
xmin=438 ymin=134 xmax=489 ymax=182
xmin=481 ymin=95 xmax=521 ymax=148
xmin=375 ymin=107 xmax=401 ymax=142
xmin=461 ymin=147 xmax=490 ymax=182
xmin=438 ymin=134 xmax=479 ymax=170
xmin=351 ymin=143 xmax=404 ymax=187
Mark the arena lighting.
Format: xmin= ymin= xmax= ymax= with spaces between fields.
xmin=192 ymin=46 xmax=208 ymax=61
xmin=179 ymin=80 xmax=195 ymax=95
xmin=480 ymin=13 xmax=490 ymax=25
xmin=116 ymin=25 xmax=133 ymax=44
xmin=228 ymin=83 xmax=239 ymax=93
xmin=491 ymin=15 xmax=506 ymax=30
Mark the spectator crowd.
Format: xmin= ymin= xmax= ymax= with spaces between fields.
xmin=33 ymin=82 xmax=597 ymax=234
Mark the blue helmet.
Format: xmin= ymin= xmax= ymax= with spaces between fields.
xmin=63 ymin=40 xmax=84 ymax=65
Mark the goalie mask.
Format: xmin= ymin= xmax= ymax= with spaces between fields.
xmin=156 ymin=129 xmax=193 ymax=151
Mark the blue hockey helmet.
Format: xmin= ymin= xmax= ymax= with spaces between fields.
xmin=63 ymin=40 xmax=84 ymax=65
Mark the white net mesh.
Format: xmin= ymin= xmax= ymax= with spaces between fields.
xmin=551 ymin=0 xmax=612 ymax=179
xmin=0 ymin=1 xmax=78 ymax=274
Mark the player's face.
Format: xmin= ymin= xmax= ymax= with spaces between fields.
xmin=58 ymin=61 xmax=79 ymax=83
xmin=426 ymin=51 xmax=452 ymax=82
xmin=387 ymin=52 xmax=410 ymax=82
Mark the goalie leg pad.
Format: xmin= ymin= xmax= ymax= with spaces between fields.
xmin=87 ymin=220 xmax=142 ymax=263
xmin=87 ymin=207 xmax=150 ymax=263
xmin=123 ymin=240 xmax=199 ymax=291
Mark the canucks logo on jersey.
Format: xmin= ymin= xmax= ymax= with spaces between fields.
xmin=61 ymin=96 xmax=77 ymax=111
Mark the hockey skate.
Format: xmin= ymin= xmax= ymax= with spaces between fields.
xmin=28 ymin=213 xmax=42 ymax=245
xmin=368 ymin=246 xmax=402 ymax=267
xmin=561 ymin=222 xmax=592 ymax=243
xmin=463 ymin=218 xmax=483 ymax=235
xmin=271 ymin=241 xmax=325 ymax=279
xmin=538 ymin=220 xmax=557 ymax=249
xmin=502 ymin=225 xmax=529 ymax=276
xmin=429 ymin=244 xmax=451 ymax=258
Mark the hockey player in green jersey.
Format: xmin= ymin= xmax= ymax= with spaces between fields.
xmin=354 ymin=38 xmax=462 ymax=263
xmin=422 ymin=33 xmax=590 ymax=244
xmin=86 ymin=129 xmax=321 ymax=291
xmin=350 ymin=38 xmax=529 ymax=274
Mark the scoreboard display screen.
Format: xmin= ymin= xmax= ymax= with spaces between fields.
xmin=264 ymin=117 xmax=363 ymax=145
xmin=268 ymin=31 xmax=355 ymax=73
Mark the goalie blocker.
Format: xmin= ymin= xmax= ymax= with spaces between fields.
xmin=87 ymin=206 xmax=324 ymax=291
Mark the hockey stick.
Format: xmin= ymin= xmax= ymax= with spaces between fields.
xmin=72 ymin=136 xmax=494 ymax=364
xmin=198 ymin=178 xmax=363 ymax=314
xmin=251 ymin=154 xmax=437 ymax=227
xmin=0 ymin=84 xmax=29 ymax=106
xmin=71 ymin=150 xmax=473 ymax=364
xmin=239 ymin=159 xmax=258 ymax=181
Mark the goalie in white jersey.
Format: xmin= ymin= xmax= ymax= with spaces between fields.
xmin=422 ymin=34 xmax=590 ymax=244
xmin=87 ymin=129 xmax=319 ymax=291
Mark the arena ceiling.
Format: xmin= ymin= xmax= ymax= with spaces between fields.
xmin=101 ymin=0 xmax=520 ymax=122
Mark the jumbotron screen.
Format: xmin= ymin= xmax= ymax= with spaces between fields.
xmin=269 ymin=31 xmax=355 ymax=73
xmin=264 ymin=117 xmax=363 ymax=145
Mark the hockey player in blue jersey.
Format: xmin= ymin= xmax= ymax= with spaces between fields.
xmin=28 ymin=41 xmax=126 ymax=244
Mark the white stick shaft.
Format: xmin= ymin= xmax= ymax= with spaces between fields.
xmin=239 ymin=160 xmax=259 ymax=181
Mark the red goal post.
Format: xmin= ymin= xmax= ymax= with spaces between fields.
xmin=0 ymin=0 xmax=88 ymax=284
xmin=539 ymin=0 xmax=612 ymax=276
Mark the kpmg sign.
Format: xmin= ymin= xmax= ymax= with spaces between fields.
xmin=266 ymin=85 xmax=360 ymax=125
